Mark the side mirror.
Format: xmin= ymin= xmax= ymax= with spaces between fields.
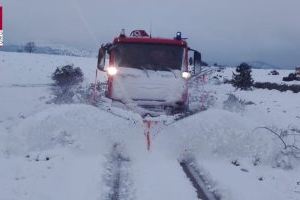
xmin=194 ymin=51 xmax=202 ymax=66
xmin=189 ymin=57 xmax=193 ymax=66
xmin=194 ymin=51 xmax=202 ymax=74
xmin=97 ymin=47 xmax=106 ymax=70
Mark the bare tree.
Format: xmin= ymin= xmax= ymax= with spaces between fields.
xmin=24 ymin=42 xmax=36 ymax=53
xmin=253 ymin=126 xmax=300 ymax=168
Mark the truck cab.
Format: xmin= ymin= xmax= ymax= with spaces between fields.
xmin=97 ymin=30 xmax=202 ymax=114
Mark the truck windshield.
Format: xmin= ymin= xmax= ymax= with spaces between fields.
xmin=112 ymin=43 xmax=184 ymax=71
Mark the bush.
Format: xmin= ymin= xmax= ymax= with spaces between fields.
xmin=223 ymin=94 xmax=254 ymax=112
xmin=253 ymin=82 xmax=300 ymax=93
xmin=50 ymin=65 xmax=84 ymax=104
xmin=232 ymin=63 xmax=254 ymax=90
xmin=268 ymin=70 xmax=279 ymax=75
xmin=282 ymin=73 xmax=300 ymax=82
xmin=52 ymin=64 xmax=83 ymax=86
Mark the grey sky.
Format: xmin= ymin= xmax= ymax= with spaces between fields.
xmin=1 ymin=0 xmax=300 ymax=66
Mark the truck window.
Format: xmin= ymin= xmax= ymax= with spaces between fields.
xmin=113 ymin=43 xmax=184 ymax=71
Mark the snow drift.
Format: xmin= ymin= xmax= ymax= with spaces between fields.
xmin=155 ymin=109 xmax=283 ymax=163
xmin=4 ymin=104 xmax=144 ymax=155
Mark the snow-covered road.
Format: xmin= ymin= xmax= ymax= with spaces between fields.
xmin=132 ymin=153 xmax=198 ymax=200
xmin=1 ymin=51 xmax=300 ymax=200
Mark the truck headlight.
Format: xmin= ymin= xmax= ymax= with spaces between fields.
xmin=107 ymin=66 xmax=118 ymax=76
xmin=182 ymin=72 xmax=191 ymax=79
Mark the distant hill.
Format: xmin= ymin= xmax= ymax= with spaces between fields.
xmin=0 ymin=44 xmax=96 ymax=57
xmin=246 ymin=61 xmax=279 ymax=69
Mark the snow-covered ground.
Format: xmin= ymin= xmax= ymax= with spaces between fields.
xmin=1 ymin=51 xmax=300 ymax=200
xmin=221 ymin=67 xmax=299 ymax=85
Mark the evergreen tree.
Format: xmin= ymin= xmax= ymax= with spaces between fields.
xmin=232 ymin=63 xmax=254 ymax=90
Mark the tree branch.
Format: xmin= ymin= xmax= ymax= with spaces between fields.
xmin=253 ymin=126 xmax=287 ymax=149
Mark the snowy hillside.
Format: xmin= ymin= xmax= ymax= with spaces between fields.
xmin=246 ymin=61 xmax=278 ymax=69
xmin=0 ymin=51 xmax=300 ymax=200
xmin=0 ymin=44 xmax=96 ymax=57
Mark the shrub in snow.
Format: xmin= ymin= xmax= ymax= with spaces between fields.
xmin=223 ymin=94 xmax=253 ymax=112
xmin=52 ymin=64 xmax=83 ymax=86
xmin=268 ymin=70 xmax=279 ymax=75
xmin=253 ymin=82 xmax=300 ymax=93
xmin=282 ymin=73 xmax=300 ymax=82
xmin=50 ymin=65 xmax=84 ymax=104
xmin=232 ymin=63 xmax=254 ymax=90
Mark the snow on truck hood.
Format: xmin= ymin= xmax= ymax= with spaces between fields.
xmin=111 ymin=67 xmax=186 ymax=104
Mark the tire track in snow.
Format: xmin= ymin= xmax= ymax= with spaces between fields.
xmin=103 ymin=144 xmax=134 ymax=200
xmin=180 ymin=159 xmax=220 ymax=200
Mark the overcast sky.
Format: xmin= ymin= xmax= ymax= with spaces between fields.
xmin=1 ymin=0 xmax=300 ymax=66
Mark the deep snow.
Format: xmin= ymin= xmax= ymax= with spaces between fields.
xmin=1 ymin=51 xmax=300 ymax=200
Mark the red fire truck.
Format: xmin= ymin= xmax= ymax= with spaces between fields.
xmin=97 ymin=30 xmax=202 ymax=114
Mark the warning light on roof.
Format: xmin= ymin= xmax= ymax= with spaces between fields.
xmin=175 ymin=32 xmax=182 ymax=40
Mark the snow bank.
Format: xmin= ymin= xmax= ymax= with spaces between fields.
xmin=155 ymin=109 xmax=282 ymax=163
xmin=4 ymin=104 xmax=144 ymax=155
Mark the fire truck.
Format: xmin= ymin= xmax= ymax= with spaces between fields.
xmin=97 ymin=30 xmax=202 ymax=114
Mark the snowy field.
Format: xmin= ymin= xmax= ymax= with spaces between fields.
xmin=220 ymin=67 xmax=300 ymax=85
xmin=1 ymin=51 xmax=300 ymax=200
